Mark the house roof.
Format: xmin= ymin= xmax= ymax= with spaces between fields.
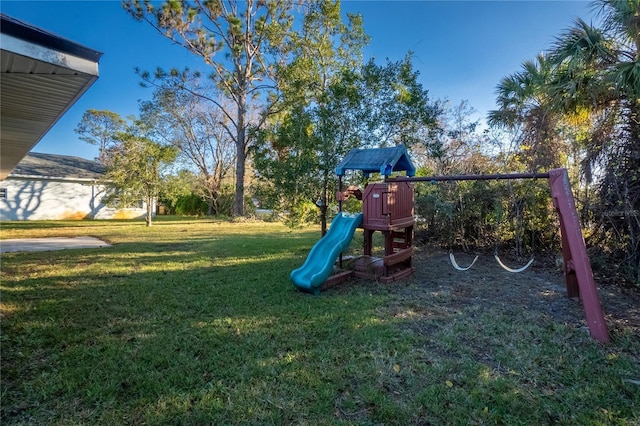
xmin=9 ymin=152 xmax=105 ymax=181
xmin=335 ymin=145 xmax=416 ymax=177
xmin=0 ymin=14 xmax=102 ymax=63
xmin=1 ymin=13 xmax=103 ymax=180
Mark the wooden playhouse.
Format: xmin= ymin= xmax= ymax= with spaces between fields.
xmin=335 ymin=145 xmax=416 ymax=283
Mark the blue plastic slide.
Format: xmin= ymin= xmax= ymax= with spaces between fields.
xmin=291 ymin=212 xmax=363 ymax=293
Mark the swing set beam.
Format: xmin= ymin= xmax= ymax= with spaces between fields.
xmin=388 ymin=168 xmax=610 ymax=344
xmin=388 ymin=171 xmax=550 ymax=182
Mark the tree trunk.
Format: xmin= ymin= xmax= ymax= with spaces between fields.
xmin=320 ymin=173 xmax=329 ymax=236
xmin=234 ymin=141 xmax=245 ymax=217
xmin=146 ymin=195 xmax=153 ymax=227
xmin=320 ymin=204 xmax=327 ymax=236
xmin=234 ymin=90 xmax=247 ymax=217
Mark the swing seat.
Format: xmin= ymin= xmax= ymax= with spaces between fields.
xmin=449 ymin=252 xmax=479 ymax=271
xmin=494 ymin=254 xmax=534 ymax=273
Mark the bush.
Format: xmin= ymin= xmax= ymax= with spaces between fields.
xmin=415 ymin=179 xmax=558 ymax=256
xmin=284 ymin=200 xmax=321 ymax=229
xmin=175 ymin=194 xmax=208 ymax=216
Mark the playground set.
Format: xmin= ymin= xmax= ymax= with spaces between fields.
xmin=290 ymin=145 xmax=610 ymax=343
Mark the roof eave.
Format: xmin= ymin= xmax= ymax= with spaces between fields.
xmin=6 ymin=174 xmax=104 ymax=183
xmin=0 ymin=13 xmax=102 ymax=181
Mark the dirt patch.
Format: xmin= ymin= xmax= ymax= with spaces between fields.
xmin=331 ymin=245 xmax=640 ymax=341
xmin=400 ymin=247 xmax=640 ymax=341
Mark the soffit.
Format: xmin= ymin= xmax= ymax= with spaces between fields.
xmin=0 ymin=14 xmax=102 ymax=180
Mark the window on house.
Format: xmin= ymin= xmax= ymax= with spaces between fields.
xmin=0 ymin=188 xmax=6 ymax=199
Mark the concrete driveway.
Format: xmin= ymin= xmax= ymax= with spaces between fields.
xmin=0 ymin=237 xmax=111 ymax=253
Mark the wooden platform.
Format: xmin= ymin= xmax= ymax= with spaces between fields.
xmin=351 ymin=251 xmax=414 ymax=283
xmin=320 ymin=270 xmax=353 ymax=291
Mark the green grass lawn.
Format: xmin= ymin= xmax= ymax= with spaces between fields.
xmin=1 ymin=217 xmax=638 ymax=425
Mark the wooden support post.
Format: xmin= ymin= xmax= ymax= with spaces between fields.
xmin=548 ymin=169 xmax=610 ymax=343
xmin=363 ymin=229 xmax=374 ymax=256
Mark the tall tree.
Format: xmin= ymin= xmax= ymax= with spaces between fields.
xmin=104 ymin=128 xmax=178 ymax=227
xmin=138 ymin=79 xmax=236 ymax=215
xmin=257 ymin=55 xmax=440 ymax=233
xmin=425 ymin=100 xmax=491 ymax=175
xmin=358 ymin=55 xmax=441 ymax=150
xmin=548 ymin=0 xmax=640 ymax=284
xmin=488 ymin=0 xmax=640 ymax=283
xmin=549 ymin=3 xmax=640 ymax=167
xmin=123 ymin=0 xmax=295 ymax=216
xmin=253 ymin=106 xmax=320 ymax=226
xmin=488 ymin=54 xmax=569 ymax=171
xmin=74 ymin=109 xmax=126 ymax=165
xmin=257 ymin=0 xmax=369 ymax=234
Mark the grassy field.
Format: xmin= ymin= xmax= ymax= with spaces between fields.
xmin=1 ymin=217 xmax=639 ymax=425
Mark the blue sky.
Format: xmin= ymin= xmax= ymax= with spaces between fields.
xmin=1 ymin=0 xmax=593 ymax=161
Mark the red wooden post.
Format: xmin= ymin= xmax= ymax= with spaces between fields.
xmin=548 ymin=169 xmax=610 ymax=343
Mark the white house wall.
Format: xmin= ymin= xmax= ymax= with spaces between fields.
xmin=0 ymin=177 xmax=148 ymax=220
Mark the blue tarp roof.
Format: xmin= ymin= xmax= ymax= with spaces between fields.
xmin=335 ymin=145 xmax=416 ymax=177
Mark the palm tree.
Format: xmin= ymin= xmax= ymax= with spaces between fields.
xmin=488 ymin=53 xmax=568 ymax=171
xmin=490 ymin=0 xmax=640 ymax=283
xmin=549 ymin=0 xmax=640 ymax=284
